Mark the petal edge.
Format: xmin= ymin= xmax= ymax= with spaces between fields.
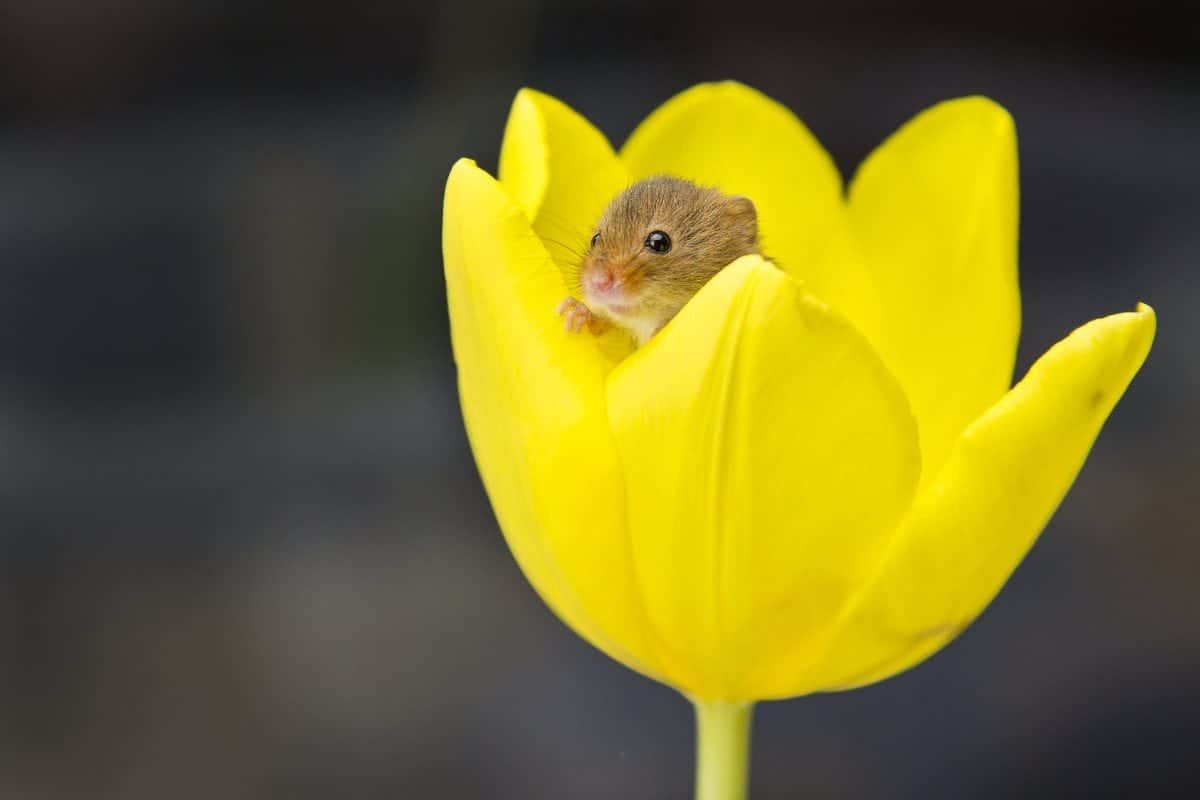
xmin=444 ymin=158 xmax=667 ymax=683
xmin=498 ymin=88 xmax=628 ymax=282
xmin=606 ymin=256 xmax=921 ymax=699
xmin=795 ymin=303 xmax=1155 ymax=694
xmin=619 ymin=82 xmax=862 ymax=315
xmin=848 ymin=96 xmax=1021 ymax=486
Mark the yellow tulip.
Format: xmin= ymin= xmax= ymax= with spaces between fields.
xmin=442 ymin=81 xmax=1154 ymax=798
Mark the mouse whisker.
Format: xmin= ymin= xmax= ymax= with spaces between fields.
xmin=539 ymin=236 xmax=586 ymax=261
xmin=531 ymin=214 xmax=592 ymax=243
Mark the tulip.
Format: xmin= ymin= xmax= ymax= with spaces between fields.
xmin=442 ymin=81 xmax=1154 ymax=799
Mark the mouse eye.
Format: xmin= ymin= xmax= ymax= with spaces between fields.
xmin=590 ymin=233 xmax=600 ymax=249
xmin=645 ymin=230 xmax=671 ymax=254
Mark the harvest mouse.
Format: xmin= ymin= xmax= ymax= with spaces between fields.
xmin=557 ymin=176 xmax=761 ymax=345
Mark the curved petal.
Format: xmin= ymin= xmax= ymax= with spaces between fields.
xmin=619 ymin=82 xmax=878 ymax=329
xmin=606 ymin=256 xmax=921 ymax=699
xmin=498 ymin=88 xmax=629 ymax=283
xmin=784 ymin=304 xmax=1155 ymax=696
xmin=443 ymin=159 xmax=666 ymax=682
xmin=848 ymin=97 xmax=1021 ymax=485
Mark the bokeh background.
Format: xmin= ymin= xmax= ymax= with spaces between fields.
xmin=2 ymin=1 xmax=1197 ymax=797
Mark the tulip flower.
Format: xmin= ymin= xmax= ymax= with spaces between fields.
xmin=442 ymin=81 xmax=1154 ymax=799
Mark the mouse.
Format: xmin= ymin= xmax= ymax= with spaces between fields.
xmin=557 ymin=176 xmax=761 ymax=345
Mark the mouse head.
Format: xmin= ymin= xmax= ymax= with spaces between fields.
xmin=578 ymin=176 xmax=760 ymax=325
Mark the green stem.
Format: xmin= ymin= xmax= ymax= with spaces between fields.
xmin=693 ymin=699 xmax=754 ymax=800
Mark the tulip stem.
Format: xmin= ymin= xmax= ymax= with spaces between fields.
xmin=694 ymin=699 xmax=754 ymax=800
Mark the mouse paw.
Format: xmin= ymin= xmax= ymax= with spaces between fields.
xmin=556 ymin=297 xmax=610 ymax=335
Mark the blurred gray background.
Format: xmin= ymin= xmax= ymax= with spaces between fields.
xmin=1 ymin=1 xmax=1197 ymax=797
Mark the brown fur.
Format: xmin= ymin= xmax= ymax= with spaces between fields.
xmin=572 ymin=176 xmax=761 ymax=342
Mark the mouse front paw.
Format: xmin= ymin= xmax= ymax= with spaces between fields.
xmin=556 ymin=297 xmax=610 ymax=335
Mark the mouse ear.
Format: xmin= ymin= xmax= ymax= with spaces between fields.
xmin=723 ymin=195 xmax=759 ymax=231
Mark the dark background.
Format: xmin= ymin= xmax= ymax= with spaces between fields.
xmin=2 ymin=1 xmax=1197 ymax=797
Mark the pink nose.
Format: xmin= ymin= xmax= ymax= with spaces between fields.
xmin=586 ymin=269 xmax=615 ymax=293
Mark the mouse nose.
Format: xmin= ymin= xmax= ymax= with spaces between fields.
xmin=586 ymin=268 xmax=615 ymax=293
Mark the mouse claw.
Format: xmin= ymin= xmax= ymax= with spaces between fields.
xmin=557 ymin=297 xmax=601 ymax=335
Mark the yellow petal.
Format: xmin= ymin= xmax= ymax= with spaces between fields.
xmin=443 ymin=158 xmax=666 ymax=681
xmin=606 ymin=256 xmax=921 ymax=699
xmin=498 ymin=88 xmax=629 ymax=283
xmin=786 ymin=304 xmax=1155 ymax=696
xmin=619 ymin=82 xmax=878 ymax=329
xmin=848 ymin=97 xmax=1021 ymax=485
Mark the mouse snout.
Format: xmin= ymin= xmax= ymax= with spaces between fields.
xmin=584 ymin=267 xmax=616 ymax=293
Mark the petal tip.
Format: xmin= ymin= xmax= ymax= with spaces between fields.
xmin=1108 ymin=301 xmax=1156 ymax=361
xmin=703 ymin=79 xmax=763 ymax=98
xmin=499 ymin=91 xmax=551 ymax=218
xmin=505 ymin=89 xmax=539 ymax=130
xmin=508 ymin=86 xmax=579 ymax=121
xmin=445 ymin=158 xmax=476 ymax=203
xmin=512 ymin=85 xmax=540 ymax=103
xmin=1134 ymin=301 xmax=1157 ymax=341
xmin=847 ymin=95 xmax=1016 ymax=211
xmin=510 ymin=86 xmax=561 ymax=115
xmin=688 ymin=79 xmax=788 ymax=113
xmin=929 ymin=95 xmax=1015 ymax=133
xmin=1127 ymin=301 xmax=1157 ymax=364
xmin=445 ymin=157 xmax=487 ymax=197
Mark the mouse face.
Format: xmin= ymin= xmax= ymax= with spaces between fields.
xmin=578 ymin=177 xmax=760 ymax=338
